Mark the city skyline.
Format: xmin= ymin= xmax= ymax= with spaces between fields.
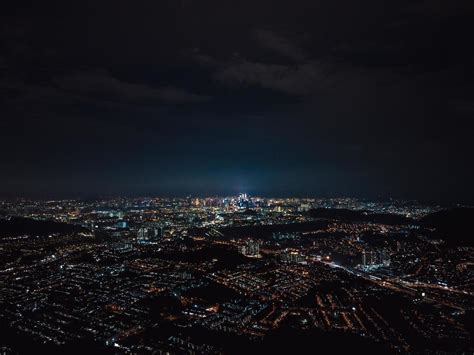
xmin=2 ymin=193 xmax=472 ymax=206
xmin=1 ymin=196 xmax=473 ymax=353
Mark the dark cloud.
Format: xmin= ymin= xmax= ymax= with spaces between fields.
xmin=254 ymin=29 xmax=307 ymax=62
xmin=53 ymin=70 xmax=211 ymax=105
xmin=214 ymin=60 xmax=329 ymax=96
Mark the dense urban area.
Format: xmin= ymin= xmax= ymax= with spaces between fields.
xmin=1 ymin=196 xmax=473 ymax=354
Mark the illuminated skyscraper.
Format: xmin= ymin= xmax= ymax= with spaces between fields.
xmin=239 ymin=239 xmax=260 ymax=257
xmin=137 ymin=226 xmax=163 ymax=244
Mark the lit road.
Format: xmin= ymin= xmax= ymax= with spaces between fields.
xmin=321 ymin=261 xmax=466 ymax=311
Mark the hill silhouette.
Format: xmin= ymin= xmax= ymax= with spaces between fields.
xmin=308 ymin=208 xmax=413 ymax=225
xmin=420 ymin=207 xmax=474 ymax=247
xmin=0 ymin=217 xmax=87 ymax=238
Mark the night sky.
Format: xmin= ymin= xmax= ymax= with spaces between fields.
xmin=1 ymin=1 xmax=474 ymax=200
